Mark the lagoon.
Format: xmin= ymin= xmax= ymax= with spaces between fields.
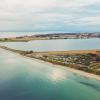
xmin=0 ymin=38 xmax=100 ymax=51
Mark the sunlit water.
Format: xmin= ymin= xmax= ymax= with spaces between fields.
xmin=0 ymin=48 xmax=100 ymax=100
xmin=0 ymin=38 xmax=100 ymax=51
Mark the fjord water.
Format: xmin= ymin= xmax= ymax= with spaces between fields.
xmin=0 ymin=48 xmax=100 ymax=100
xmin=1 ymin=38 xmax=100 ymax=51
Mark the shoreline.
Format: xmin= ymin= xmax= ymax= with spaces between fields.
xmin=0 ymin=48 xmax=100 ymax=81
xmin=29 ymin=57 xmax=100 ymax=81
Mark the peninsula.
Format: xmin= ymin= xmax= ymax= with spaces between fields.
xmin=0 ymin=45 xmax=100 ymax=75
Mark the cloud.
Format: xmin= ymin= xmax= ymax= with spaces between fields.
xmin=0 ymin=0 xmax=100 ymax=32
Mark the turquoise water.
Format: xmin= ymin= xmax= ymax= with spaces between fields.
xmin=0 ymin=38 xmax=100 ymax=51
xmin=0 ymin=48 xmax=100 ymax=100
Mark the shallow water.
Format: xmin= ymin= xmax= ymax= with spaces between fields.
xmin=0 ymin=48 xmax=100 ymax=100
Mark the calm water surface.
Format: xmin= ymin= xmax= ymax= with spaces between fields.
xmin=0 ymin=38 xmax=100 ymax=51
xmin=0 ymin=48 xmax=100 ymax=100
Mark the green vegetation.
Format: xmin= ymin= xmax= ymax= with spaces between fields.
xmin=42 ymin=53 xmax=100 ymax=75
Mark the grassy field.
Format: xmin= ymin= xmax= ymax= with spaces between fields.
xmin=38 ymin=50 xmax=100 ymax=55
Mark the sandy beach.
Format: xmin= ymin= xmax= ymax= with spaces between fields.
xmin=31 ymin=56 xmax=100 ymax=81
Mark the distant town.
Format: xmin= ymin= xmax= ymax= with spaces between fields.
xmin=0 ymin=32 xmax=100 ymax=42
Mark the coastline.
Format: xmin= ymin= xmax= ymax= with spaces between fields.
xmin=0 ymin=48 xmax=100 ymax=81
xmin=30 ymin=57 xmax=100 ymax=81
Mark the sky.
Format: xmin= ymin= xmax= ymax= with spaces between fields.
xmin=0 ymin=0 xmax=100 ymax=32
